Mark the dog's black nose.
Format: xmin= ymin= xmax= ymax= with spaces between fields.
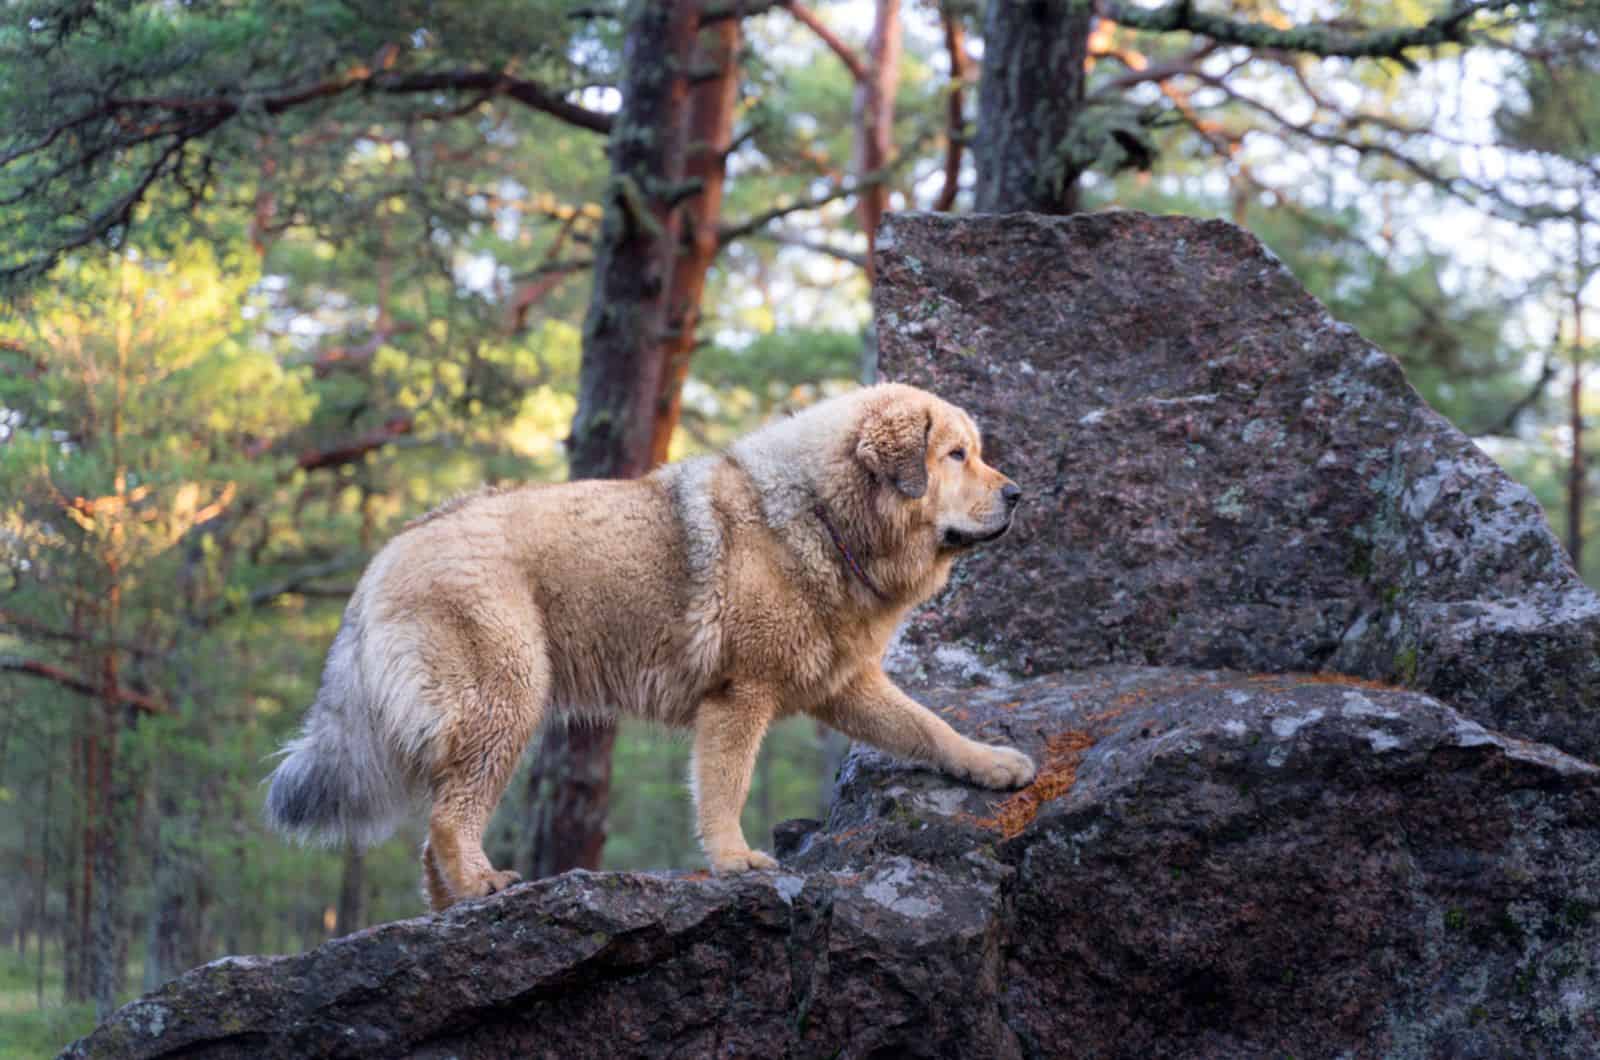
xmin=1001 ymin=483 xmax=1022 ymax=508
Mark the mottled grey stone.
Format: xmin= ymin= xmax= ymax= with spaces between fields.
xmin=71 ymin=671 xmax=1600 ymax=1059
xmin=874 ymin=209 xmax=1600 ymax=763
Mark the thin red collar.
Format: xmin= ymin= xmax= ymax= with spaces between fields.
xmin=813 ymin=503 xmax=890 ymax=602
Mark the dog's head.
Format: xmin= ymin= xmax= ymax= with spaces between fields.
xmin=854 ymin=385 xmax=1020 ymax=552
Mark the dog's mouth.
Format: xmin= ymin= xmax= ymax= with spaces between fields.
xmin=942 ymin=521 xmax=1011 ymax=549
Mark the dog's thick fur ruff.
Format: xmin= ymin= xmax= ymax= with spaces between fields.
xmin=265 ymin=383 xmax=1034 ymax=910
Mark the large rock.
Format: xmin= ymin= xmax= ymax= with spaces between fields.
xmin=70 ymin=672 xmax=1600 ymax=1059
xmin=874 ymin=210 xmax=1600 ymax=763
xmin=71 ymin=213 xmax=1600 ymax=1057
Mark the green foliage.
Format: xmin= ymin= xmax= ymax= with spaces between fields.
xmin=0 ymin=0 xmax=593 ymax=286
xmin=1495 ymin=18 xmax=1600 ymax=159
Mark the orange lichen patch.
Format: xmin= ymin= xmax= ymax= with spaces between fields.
xmin=970 ymin=730 xmax=1096 ymax=840
xmin=1084 ymin=703 xmax=1137 ymax=728
xmin=1247 ymin=671 xmax=1403 ymax=693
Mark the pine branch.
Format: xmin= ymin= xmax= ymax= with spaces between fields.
xmin=786 ymin=4 xmax=868 ymax=83
xmin=0 ymin=656 xmax=167 ymax=714
xmin=1097 ymin=0 xmax=1520 ymax=71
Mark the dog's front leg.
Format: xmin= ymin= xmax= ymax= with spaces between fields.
xmin=691 ymin=685 xmax=779 ymax=873
xmin=815 ymin=668 xmax=1036 ymax=789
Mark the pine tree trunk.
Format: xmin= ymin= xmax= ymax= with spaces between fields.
xmin=523 ymin=0 xmax=709 ymax=879
xmin=1571 ymin=278 xmax=1587 ymax=573
xmin=89 ymin=706 xmax=135 ymax=1021
xmin=973 ymin=0 xmax=1092 ymax=213
xmin=1568 ymin=222 xmax=1589 ymax=574
xmin=649 ymin=14 xmax=741 ymax=465
xmin=333 ymin=844 xmax=366 ymax=937
xmin=853 ymin=0 xmax=901 ymax=275
xmin=143 ymin=798 xmax=200 ymax=990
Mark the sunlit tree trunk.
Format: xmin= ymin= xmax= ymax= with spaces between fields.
xmin=853 ymin=0 xmax=901 ymax=275
xmin=523 ymin=0 xmax=714 ymax=879
xmin=649 ymin=14 xmax=742 ymax=466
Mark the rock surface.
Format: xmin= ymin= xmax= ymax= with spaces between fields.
xmin=70 ymin=671 xmax=1600 ymax=1059
xmin=874 ymin=210 xmax=1600 ymax=763
xmin=69 ymin=213 xmax=1600 ymax=1058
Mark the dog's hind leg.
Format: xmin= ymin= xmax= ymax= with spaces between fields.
xmin=420 ymin=838 xmax=453 ymax=912
xmin=423 ymin=627 xmax=550 ymax=911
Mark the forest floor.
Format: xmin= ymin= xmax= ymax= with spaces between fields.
xmin=0 ymin=951 xmax=99 ymax=1057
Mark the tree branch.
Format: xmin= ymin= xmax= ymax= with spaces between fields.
xmin=0 ymin=656 xmax=167 ymax=714
xmin=246 ymin=555 xmax=363 ymax=611
xmin=1097 ymin=0 xmax=1520 ymax=70
xmin=0 ymin=609 xmax=162 ymax=661
xmin=311 ymin=322 xmax=419 ymax=378
xmin=1190 ymin=70 xmax=1585 ymax=227
xmin=1 ymin=58 xmax=612 ymax=285
xmin=750 ymin=227 xmax=868 ymax=268
xmin=786 ymin=4 xmax=868 ymax=83
xmin=101 ymin=65 xmax=613 ymax=134
xmin=717 ymin=150 xmax=917 ymax=247
xmin=293 ymin=416 xmax=415 ymax=472
xmin=702 ymin=0 xmax=791 ymax=22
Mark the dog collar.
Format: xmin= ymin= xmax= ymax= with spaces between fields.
xmin=813 ymin=503 xmax=890 ymax=603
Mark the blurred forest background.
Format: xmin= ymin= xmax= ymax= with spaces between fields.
xmin=0 ymin=0 xmax=1596 ymax=1051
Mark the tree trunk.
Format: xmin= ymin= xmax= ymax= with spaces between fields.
xmin=973 ymin=0 xmax=1092 ymax=213
xmin=35 ymin=725 xmax=56 ymax=1008
xmin=143 ymin=795 xmax=203 ymax=990
xmin=523 ymin=0 xmax=709 ymax=879
xmin=333 ymin=843 xmax=366 ymax=937
xmin=648 ymin=14 xmax=742 ymax=465
xmin=934 ymin=7 xmax=972 ymax=212
xmin=566 ymin=0 xmax=699 ymax=481
xmin=853 ymin=0 xmax=901 ymax=275
xmin=1570 ymin=231 xmax=1588 ymax=572
xmin=89 ymin=705 xmax=136 ymax=1021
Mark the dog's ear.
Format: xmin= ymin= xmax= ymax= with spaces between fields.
xmin=856 ymin=400 xmax=930 ymax=499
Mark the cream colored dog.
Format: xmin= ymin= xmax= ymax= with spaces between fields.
xmin=266 ymin=383 xmax=1034 ymax=910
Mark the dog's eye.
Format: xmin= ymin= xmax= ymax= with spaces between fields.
xmin=948 ymin=448 xmax=966 ymax=462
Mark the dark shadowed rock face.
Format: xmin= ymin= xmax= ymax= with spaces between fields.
xmin=72 ymin=672 xmax=1600 ymax=1059
xmin=874 ymin=210 xmax=1600 ymax=763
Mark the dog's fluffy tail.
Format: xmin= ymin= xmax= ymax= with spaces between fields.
xmin=264 ymin=621 xmax=413 ymax=848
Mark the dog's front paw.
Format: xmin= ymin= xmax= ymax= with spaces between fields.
xmin=708 ymin=847 xmax=779 ymax=874
xmin=458 ymin=867 xmax=522 ymax=900
xmin=957 ymin=743 xmax=1036 ymax=790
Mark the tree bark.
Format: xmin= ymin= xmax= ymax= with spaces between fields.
xmin=1569 ymin=222 xmax=1588 ymax=572
xmin=144 ymin=797 xmax=202 ymax=990
xmin=566 ymin=1 xmax=699 ymax=481
xmin=973 ymin=0 xmax=1092 ymax=213
xmin=89 ymin=704 xmax=136 ymax=1021
xmin=333 ymin=844 xmax=366 ymax=937
xmin=853 ymin=0 xmax=902 ymax=275
xmin=523 ymin=0 xmax=708 ymax=879
xmin=649 ymin=14 xmax=742 ymax=465
xmin=934 ymin=7 xmax=971 ymax=213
